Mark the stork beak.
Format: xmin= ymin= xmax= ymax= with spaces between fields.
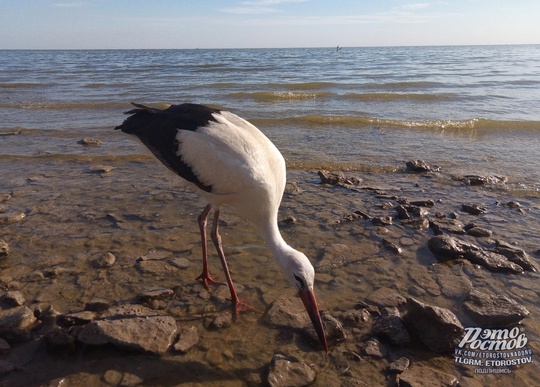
xmin=299 ymin=288 xmax=329 ymax=353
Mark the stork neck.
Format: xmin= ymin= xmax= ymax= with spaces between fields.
xmin=259 ymin=217 xmax=293 ymax=261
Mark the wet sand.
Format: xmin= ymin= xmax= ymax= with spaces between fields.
xmin=1 ymin=156 xmax=539 ymax=386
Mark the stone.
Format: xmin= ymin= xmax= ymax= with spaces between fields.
xmin=0 ymin=240 xmax=8 ymax=258
xmin=0 ymin=337 xmax=11 ymax=354
xmin=89 ymin=165 xmax=115 ymax=174
xmin=0 ymin=213 xmax=25 ymax=226
xmin=77 ymin=304 xmax=178 ymax=355
xmin=463 ymin=290 xmax=529 ymax=327
xmin=397 ymin=365 xmax=459 ymax=387
xmin=404 ymin=298 xmax=464 ymax=353
xmin=267 ymin=354 xmax=315 ymax=387
xmin=137 ymin=287 xmax=174 ymax=302
xmin=44 ymin=328 xmax=77 ymax=353
xmin=174 ymin=326 xmax=199 ymax=353
xmin=0 ymin=291 xmax=25 ymax=307
xmin=466 ymin=227 xmax=492 ymax=237
xmin=0 ymin=360 xmax=15 ymax=376
xmin=94 ymin=252 xmax=116 ymax=268
xmin=461 ymin=204 xmax=487 ymax=215
xmin=103 ymin=369 xmax=124 ymax=385
xmin=494 ymin=242 xmax=537 ymax=272
xmin=58 ymin=311 xmax=97 ymax=327
xmin=363 ymin=338 xmax=387 ymax=358
xmin=366 ymin=287 xmax=406 ymax=308
xmin=168 ymin=257 xmax=191 ymax=269
xmin=265 ymin=296 xmax=310 ymax=329
xmin=303 ymin=313 xmax=345 ymax=348
xmin=85 ymin=298 xmax=110 ymax=312
xmin=318 ymin=170 xmax=346 ymax=185
xmin=0 ymin=306 xmax=38 ymax=342
xmin=372 ymin=314 xmax=411 ymax=346
xmin=381 ymin=238 xmax=402 ymax=254
xmin=315 ymin=244 xmax=363 ymax=273
xmin=428 ymin=235 xmax=524 ymax=274
xmin=210 ymin=313 xmax=232 ymax=330
xmin=78 ymin=137 xmax=102 ymax=146
xmin=387 ymin=356 xmax=410 ymax=373
xmin=429 ymin=218 xmax=465 ymax=235
xmin=372 ymin=216 xmax=392 ymax=226
xmin=462 ymin=175 xmax=507 ymax=186
xmin=406 ymin=160 xmax=432 ymax=172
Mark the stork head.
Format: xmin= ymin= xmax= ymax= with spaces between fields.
xmin=278 ymin=248 xmax=329 ymax=353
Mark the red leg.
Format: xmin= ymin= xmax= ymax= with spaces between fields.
xmin=210 ymin=209 xmax=259 ymax=320
xmin=195 ymin=204 xmax=222 ymax=289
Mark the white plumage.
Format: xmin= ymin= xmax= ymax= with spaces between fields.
xmin=115 ymin=102 xmax=328 ymax=352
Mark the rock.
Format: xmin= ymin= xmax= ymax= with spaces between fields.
xmin=381 ymin=238 xmax=402 ymax=254
xmin=462 ymin=175 xmax=507 ymax=186
xmin=372 ymin=216 xmax=392 ymax=226
xmin=318 ymin=170 xmax=346 ymax=185
xmin=210 ymin=313 xmax=232 ymax=330
xmin=168 ymin=257 xmax=191 ymax=269
xmin=404 ymin=298 xmax=464 ymax=353
xmin=466 ymin=227 xmax=492 ymax=237
xmin=103 ymin=369 xmax=124 ymax=385
xmin=461 ymin=204 xmax=487 ymax=215
xmin=94 ymin=252 xmax=116 ymax=268
xmin=58 ymin=311 xmax=96 ymax=327
xmin=88 ymin=165 xmax=115 ymax=174
xmin=44 ymin=328 xmax=77 ymax=353
xmin=340 ymin=309 xmax=371 ymax=326
xmin=366 ymin=287 xmax=406 ymax=308
xmin=494 ymin=241 xmax=537 ymax=272
xmin=303 ymin=312 xmax=345 ymax=348
xmin=137 ymin=287 xmax=174 ymax=302
xmin=0 ymin=212 xmax=26 ymax=225
xmin=408 ymin=267 xmax=441 ymax=297
xmin=85 ymin=298 xmax=110 ymax=312
xmin=0 ymin=360 xmax=15 ymax=376
xmin=0 ymin=291 xmax=25 ymax=307
xmin=0 ymin=306 xmax=38 ymax=342
xmin=406 ymin=160 xmax=433 ymax=172
xmin=315 ymin=244 xmax=363 ymax=273
xmin=387 ymin=356 xmax=410 ymax=373
xmin=267 ymin=354 xmax=315 ymax=387
xmin=282 ymin=216 xmax=297 ymax=225
xmin=433 ymin=266 xmax=472 ymax=299
xmin=463 ymin=290 xmax=529 ymax=327
xmin=0 ymin=239 xmax=9 ymax=257
xmin=428 ymin=235 xmax=524 ymax=274
xmin=429 ymin=218 xmax=465 ymax=235
xmin=0 ymin=338 xmax=11 ymax=354
xmin=78 ymin=137 xmax=102 ymax=146
xmin=410 ymin=199 xmax=435 ymax=207
xmin=372 ymin=314 xmax=411 ymax=346
xmin=265 ymin=296 xmax=310 ymax=329
xmin=397 ymin=365 xmax=459 ymax=387
xmin=363 ymin=338 xmax=387 ymax=358
xmin=174 ymin=326 xmax=199 ymax=353
xmin=77 ymin=304 xmax=178 ymax=355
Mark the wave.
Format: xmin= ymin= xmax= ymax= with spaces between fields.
xmin=228 ymin=91 xmax=331 ymax=102
xmin=251 ymin=115 xmax=540 ymax=131
xmin=228 ymin=90 xmax=454 ymax=103
xmin=0 ymin=82 xmax=55 ymax=89
xmin=0 ymin=101 xmax=130 ymax=110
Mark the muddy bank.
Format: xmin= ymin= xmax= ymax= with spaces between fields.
xmin=0 ymin=157 xmax=539 ymax=386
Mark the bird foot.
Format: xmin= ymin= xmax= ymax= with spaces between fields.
xmin=195 ymin=272 xmax=224 ymax=290
xmin=228 ymin=298 xmax=262 ymax=322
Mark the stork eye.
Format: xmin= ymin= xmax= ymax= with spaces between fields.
xmin=293 ymin=274 xmax=305 ymax=289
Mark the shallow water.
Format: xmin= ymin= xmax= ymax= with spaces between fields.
xmin=1 ymin=46 xmax=540 ymax=385
xmin=1 ymin=155 xmax=539 ymax=385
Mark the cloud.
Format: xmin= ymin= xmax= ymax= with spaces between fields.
xmin=401 ymin=3 xmax=431 ymax=10
xmin=221 ymin=0 xmax=308 ymax=14
xmin=52 ymin=2 xmax=88 ymax=7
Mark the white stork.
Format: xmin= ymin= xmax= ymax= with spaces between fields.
xmin=115 ymin=102 xmax=328 ymax=352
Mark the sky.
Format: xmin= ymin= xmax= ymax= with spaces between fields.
xmin=1 ymin=0 xmax=539 ymax=49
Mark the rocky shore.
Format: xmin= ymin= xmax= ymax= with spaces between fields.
xmin=0 ymin=159 xmax=539 ymax=386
